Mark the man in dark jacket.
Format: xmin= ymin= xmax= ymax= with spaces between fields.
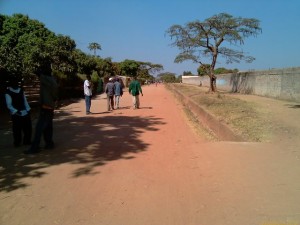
xmin=24 ymin=63 xmax=58 ymax=154
xmin=105 ymin=77 xmax=115 ymax=111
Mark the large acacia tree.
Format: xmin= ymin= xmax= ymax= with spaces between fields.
xmin=167 ymin=13 xmax=262 ymax=91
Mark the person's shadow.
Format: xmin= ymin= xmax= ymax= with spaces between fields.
xmin=286 ymin=104 xmax=300 ymax=109
xmin=0 ymin=110 xmax=165 ymax=192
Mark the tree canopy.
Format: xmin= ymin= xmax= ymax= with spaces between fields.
xmin=167 ymin=13 xmax=262 ymax=91
xmin=157 ymin=72 xmax=178 ymax=83
xmin=197 ymin=64 xmax=238 ymax=76
xmin=120 ymin=59 xmax=163 ymax=82
xmin=88 ymin=42 xmax=101 ymax=57
xmin=0 ymin=13 xmax=164 ymax=87
xmin=0 ymin=14 xmax=54 ymax=77
xmin=0 ymin=13 xmax=81 ymax=79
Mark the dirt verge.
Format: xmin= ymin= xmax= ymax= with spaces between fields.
xmin=167 ymin=83 xmax=275 ymax=142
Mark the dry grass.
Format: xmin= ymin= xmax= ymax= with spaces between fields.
xmin=181 ymin=106 xmax=219 ymax=142
xmin=170 ymin=83 xmax=272 ymax=142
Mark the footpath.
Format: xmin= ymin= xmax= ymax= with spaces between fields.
xmin=0 ymin=84 xmax=300 ymax=225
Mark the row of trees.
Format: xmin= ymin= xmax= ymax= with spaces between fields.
xmin=156 ymin=72 xmax=181 ymax=83
xmin=181 ymin=67 xmax=239 ymax=76
xmin=197 ymin=65 xmax=238 ymax=76
xmin=0 ymin=14 xmax=163 ymax=84
xmin=1 ymin=12 xmax=262 ymax=93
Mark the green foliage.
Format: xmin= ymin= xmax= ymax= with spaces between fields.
xmin=56 ymin=74 xmax=83 ymax=99
xmin=50 ymin=34 xmax=77 ymax=76
xmin=138 ymin=62 xmax=163 ymax=81
xmin=214 ymin=67 xmax=238 ymax=74
xmin=0 ymin=13 xmax=78 ymax=79
xmin=0 ymin=13 xmax=166 ymax=102
xmin=0 ymin=14 xmax=54 ymax=76
xmin=177 ymin=75 xmax=182 ymax=83
xmin=74 ymin=49 xmax=96 ymax=75
xmin=183 ymin=71 xmax=193 ymax=76
xmin=112 ymin=62 xmax=121 ymax=75
xmin=119 ymin=59 xmax=140 ymax=77
xmin=88 ymin=42 xmax=101 ymax=56
xmin=95 ymin=57 xmax=114 ymax=77
xmin=119 ymin=59 xmax=163 ymax=82
xmin=197 ymin=64 xmax=211 ymax=76
xmin=197 ymin=64 xmax=238 ymax=76
xmin=157 ymin=72 xmax=177 ymax=83
xmin=97 ymin=78 xmax=104 ymax=94
xmin=91 ymin=71 xmax=99 ymax=83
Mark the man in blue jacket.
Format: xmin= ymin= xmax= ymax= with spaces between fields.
xmin=114 ymin=78 xmax=123 ymax=109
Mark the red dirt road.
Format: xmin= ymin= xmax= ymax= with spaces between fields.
xmin=1 ymin=84 xmax=300 ymax=225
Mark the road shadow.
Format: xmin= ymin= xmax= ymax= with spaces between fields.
xmin=286 ymin=104 xmax=300 ymax=109
xmin=0 ymin=110 xmax=165 ymax=192
xmin=138 ymin=107 xmax=153 ymax=109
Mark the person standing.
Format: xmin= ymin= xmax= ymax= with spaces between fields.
xmin=84 ymin=74 xmax=93 ymax=115
xmin=129 ymin=76 xmax=143 ymax=109
xmin=105 ymin=77 xmax=115 ymax=111
xmin=5 ymin=78 xmax=32 ymax=147
xmin=24 ymin=63 xmax=58 ymax=154
xmin=114 ymin=78 xmax=123 ymax=109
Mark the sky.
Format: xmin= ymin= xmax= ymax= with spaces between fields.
xmin=1 ymin=0 xmax=300 ymax=75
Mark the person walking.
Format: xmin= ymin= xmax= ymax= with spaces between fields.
xmin=84 ymin=74 xmax=93 ymax=115
xmin=114 ymin=78 xmax=123 ymax=109
xmin=24 ymin=63 xmax=58 ymax=154
xmin=5 ymin=78 xmax=32 ymax=147
xmin=129 ymin=76 xmax=143 ymax=109
xmin=105 ymin=77 xmax=115 ymax=111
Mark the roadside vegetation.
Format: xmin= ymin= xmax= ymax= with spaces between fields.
xmin=0 ymin=14 xmax=163 ymax=108
xmin=169 ymin=83 xmax=273 ymax=142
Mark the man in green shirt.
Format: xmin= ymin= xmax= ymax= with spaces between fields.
xmin=128 ymin=77 xmax=143 ymax=109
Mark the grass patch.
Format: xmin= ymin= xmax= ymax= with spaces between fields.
xmin=182 ymin=106 xmax=219 ymax=142
xmin=170 ymin=83 xmax=272 ymax=142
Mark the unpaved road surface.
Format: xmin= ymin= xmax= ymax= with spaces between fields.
xmin=1 ymin=84 xmax=300 ymax=225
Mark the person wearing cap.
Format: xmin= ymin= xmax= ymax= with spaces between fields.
xmin=105 ymin=77 xmax=115 ymax=111
xmin=129 ymin=76 xmax=143 ymax=109
xmin=5 ymin=78 xmax=32 ymax=147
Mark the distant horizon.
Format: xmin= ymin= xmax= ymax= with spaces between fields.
xmin=182 ymin=66 xmax=300 ymax=76
xmin=1 ymin=0 xmax=300 ymax=75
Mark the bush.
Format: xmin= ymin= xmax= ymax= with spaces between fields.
xmin=55 ymin=73 xmax=84 ymax=100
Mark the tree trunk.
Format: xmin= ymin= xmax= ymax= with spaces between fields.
xmin=209 ymin=74 xmax=217 ymax=92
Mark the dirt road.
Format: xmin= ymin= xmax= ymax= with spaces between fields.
xmin=1 ymin=84 xmax=300 ymax=225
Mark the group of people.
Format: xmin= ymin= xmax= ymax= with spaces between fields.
xmin=104 ymin=77 xmax=124 ymax=111
xmin=5 ymin=63 xmax=58 ymax=154
xmin=83 ymin=75 xmax=143 ymax=114
xmin=5 ymin=71 xmax=143 ymax=154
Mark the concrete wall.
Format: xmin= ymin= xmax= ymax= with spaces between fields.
xmin=182 ymin=67 xmax=300 ymax=102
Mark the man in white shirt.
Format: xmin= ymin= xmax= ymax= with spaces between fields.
xmin=84 ymin=75 xmax=93 ymax=114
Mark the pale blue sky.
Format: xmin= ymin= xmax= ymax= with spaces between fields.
xmin=1 ymin=0 xmax=300 ymax=75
